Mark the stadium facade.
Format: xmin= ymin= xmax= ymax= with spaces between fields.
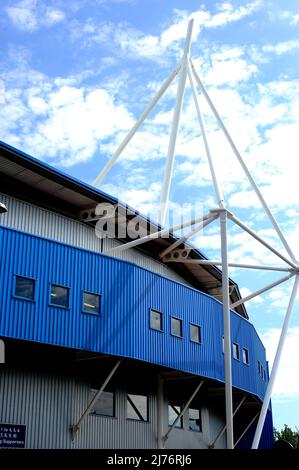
xmin=0 ymin=140 xmax=273 ymax=449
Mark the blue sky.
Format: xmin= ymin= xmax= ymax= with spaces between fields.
xmin=1 ymin=0 xmax=299 ymax=432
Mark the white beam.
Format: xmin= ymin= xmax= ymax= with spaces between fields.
xmin=160 ymin=19 xmax=194 ymax=225
xmin=229 ymin=214 xmax=297 ymax=269
xmin=231 ymin=272 xmax=295 ymax=308
xmin=165 ymin=259 xmax=292 ymax=272
xmin=104 ymin=211 xmax=212 ymax=254
xmin=252 ymin=275 xmax=299 ymax=448
xmin=93 ymin=64 xmax=181 ymax=187
xmin=220 ymin=210 xmax=234 ymax=449
xmin=190 ymin=61 xmax=297 ymax=264
xmin=159 ymin=214 xmax=218 ymax=259
xmin=187 ymin=64 xmax=224 ymax=208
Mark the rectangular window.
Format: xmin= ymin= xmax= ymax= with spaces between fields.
xmin=127 ymin=394 xmax=148 ymax=421
xmin=168 ymin=403 xmax=183 ymax=429
xmin=50 ymin=283 xmax=69 ymax=308
xmin=189 ymin=408 xmax=202 ymax=432
xmin=90 ymin=389 xmax=114 ymax=417
xmin=258 ymin=361 xmax=261 ymax=376
xmin=150 ymin=309 xmax=163 ymax=331
xmin=242 ymin=348 xmax=249 ymax=365
xmin=233 ymin=342 xmax=240 ymax=360
xmin=83 ymin=291 xmax=100 ymax=314
xmin=14 ymin=275 xmax=35 ymax=301
xmin=171 ymin=317 xmax=183 ymax=337
xmin=190 ymin=324 xmax=201 ymax=343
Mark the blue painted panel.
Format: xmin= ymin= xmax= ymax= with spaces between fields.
xmin=0 ymin=225 xmax=268 ymax=400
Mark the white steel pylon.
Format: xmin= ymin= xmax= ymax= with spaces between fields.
xmin=93 ymin=19 xmax=299 ymax=449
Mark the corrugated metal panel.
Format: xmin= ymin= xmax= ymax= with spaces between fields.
xmin=0 ymin=367 xmax=233 ymax=449
xmin=103 ymin=237 xmax=192 ymax=285
xmin=0 ymin=225 xmax=268 ymax=400
xmin=0 ymin=193 xmax=190 ymax=286
xmin=0 ymin=192 xmax=103 ymax=253
xmin=0 ymin=368 xmax=158 ymax=449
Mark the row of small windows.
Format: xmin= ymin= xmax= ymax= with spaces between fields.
xmin=150 ymin=309 xmax=201 ymax=343
xmin=14 ymin=275 xmax=101 ymax=315
xmin=91 ymin=390 xmax=202 ymax=432
xmin=222 ymin=338 xmax=249 ymax=365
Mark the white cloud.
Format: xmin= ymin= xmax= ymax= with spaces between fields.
xmin=239 ymin=286 xmax=263 ymax=304
xmin=5 ymin=0 xmax=65 ymax=32
xmin=74 ymin=1 xmax=261 ymax=61
xmin=0 ymin=60 xmax=135 ymax=166
xmin=262 ymin=40 xmax=299 ymax=55
xmin=291 ymin=14 xmax=299 ymax=25
xmin=261 ymin=327 xmax=299 ymax=399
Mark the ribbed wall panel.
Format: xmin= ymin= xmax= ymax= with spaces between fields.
xmin=0 ymin=193 xmax=189 ymax=286
xmin=103 ymin=237 xmax=192 ymax=285
xmin=0 ymin=225 xmax=268 ymax=401
xmin=0 ymin=368 xmax=158 ymax=449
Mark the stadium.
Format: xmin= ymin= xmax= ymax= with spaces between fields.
xmin=0 ymin=140 xmax=273 ymax=449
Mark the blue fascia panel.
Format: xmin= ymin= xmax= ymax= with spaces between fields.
xmin=0 ymin=225 xmax=268 ymax=400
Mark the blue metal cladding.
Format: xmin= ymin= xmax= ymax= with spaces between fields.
xmin=0 ymin=225 xmax=269 ymax=401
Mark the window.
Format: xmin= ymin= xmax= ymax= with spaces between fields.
xmin=233 ymin=342 xmax=240 ymax=360
xmin=171 ymin=317 xmax=183 ymax=337
xmin=258 ymin=361 xmax=261 ymax=376
xmin=89 ymin=389 xmax=114 ymax=417
xmin=242 ymin=348 xmax=249 ymax=365
xmin=14 ymin=275 xmax=35 ymax=301
xmin=168 ymin=403 xmax=183 ymax=429
xmin=189 ymin=408 xmax=202 ymax=432
xmin=150 ymin=309 xmax=163 ymax=331
xmin=50 ymin=283 xmax=69 ymax=308
xmin=190 ymin=324 xmax=201 ymax=343
xmin=83 ymin=291 xmax=100 ymax=315
xmin=127 ymin=394 xmax=148 ymax=421
xmin=263 ymin=369 xmax=267 ymax=382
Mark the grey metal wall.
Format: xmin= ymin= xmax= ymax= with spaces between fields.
xmin=0 ymin=367 xmax=157 ymax=449
xmin=0 ymin=193 xmax=190 ymax=286
xmin=0 ymin=367 xmax=225 ymax=449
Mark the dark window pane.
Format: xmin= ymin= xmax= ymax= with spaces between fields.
xmin=150 ymin=309 xmax=162 ymax=331
xmin=127 ymin=394 xmax=148 ymax=421
xmin=242 ymin=348 xmax=249 ymax=364
xmin=190 ymin=324 xmax=201 ymax=343
xmin=233 ymin=343 xmax=239 ymax=360
xmin=171 ymin=317 xmax=182 ymax=337
xmin=168 ymin=404 xmax=183 ymax=428
xmin=90 ymin=389 xmax=114 ymax=417
xmin=83 ymin=292 xmax=100 ymax=314
xmin=189 ymin=408 xmax=202 ymax=432
xmin=15 ymin=276 xmax=35 ymax=300
xmin=50 ymin=284 xmax=69 ymax=308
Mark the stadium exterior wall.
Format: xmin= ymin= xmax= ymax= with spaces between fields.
xmin=0 ymin=224 xmax=268 ymax=401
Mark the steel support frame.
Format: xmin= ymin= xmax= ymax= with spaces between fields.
xmin=159 ymin=214 xmax=218 ymax=259
xmin=209 ymin=395 xmax=246 ymax=449
xmin=70 ymin=360 xmax=121 ymax=439
xmin=92 ymin=18 xmax=299 ymax=449
xmin=162 ymin=380 xmax=204 ymax=445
